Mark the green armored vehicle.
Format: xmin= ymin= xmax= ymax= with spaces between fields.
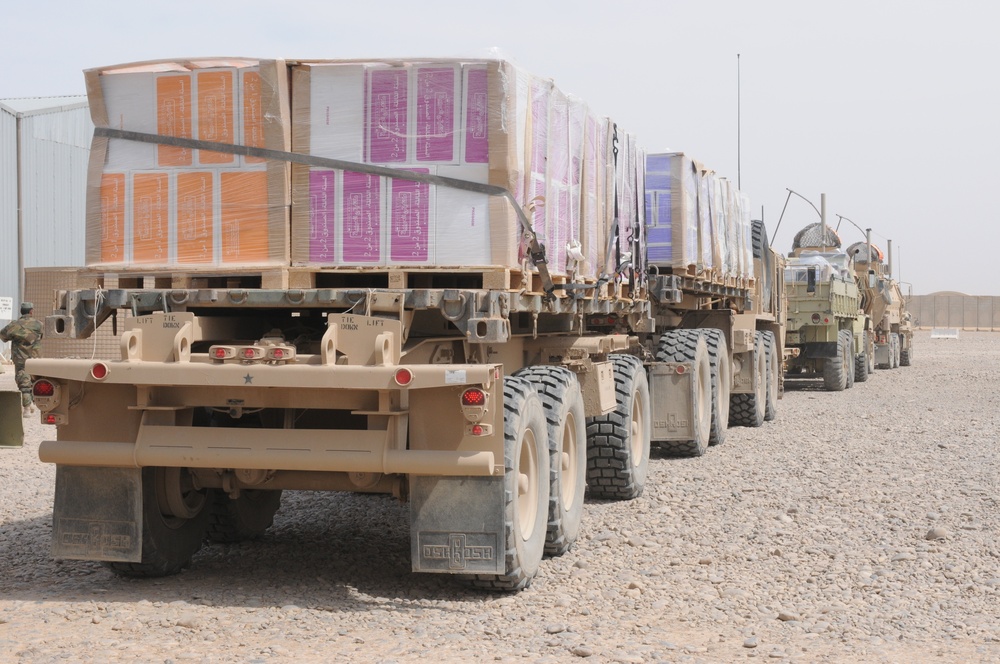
xmin=784 ymin=223 xmax=873 ymax=390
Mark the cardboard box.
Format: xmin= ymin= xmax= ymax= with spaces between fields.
xmin=290 ymin=59 xmax=632 ymax=280
xmin=646 ymin=152 xmax=752 ymax=280
xmin=644 ymin=152 xmax=700 ymax=270
xmin=84 ymin=58 xmax=291 ymax=268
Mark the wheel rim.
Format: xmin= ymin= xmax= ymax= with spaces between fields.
xmin=696 ymin=362 xmax=711 ymax=435
xmin=561 ymin=412 xmax=579 ymax=509
xmin=155 ymin=467 xmax=208 ymax=528
xmin=630 ymin=388 xmax=646 ymax=467
xmin=756 ymin=343 xmax=767 ymax=404
xmin=719 ymin=343 xmax=732 ymax=423
xmin=517 ymin=427 xmax=539 ymax=541
xmin=768 ymin=351 xmax=778 ymax=403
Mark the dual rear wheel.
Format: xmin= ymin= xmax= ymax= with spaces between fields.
xmin=105 ymin=467 xmax=281 ymax=579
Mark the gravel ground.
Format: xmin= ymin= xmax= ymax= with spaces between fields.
xmin=1 ymin=329 xmax=998 ymax=663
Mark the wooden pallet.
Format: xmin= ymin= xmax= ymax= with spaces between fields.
xmin=77 ymin=265 xmax=614 ymax=299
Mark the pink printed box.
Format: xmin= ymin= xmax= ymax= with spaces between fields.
xmin=291 ymin=60 xmax=514 ymax=269
xmin=290 ymin=58 xmax=635 ymax=281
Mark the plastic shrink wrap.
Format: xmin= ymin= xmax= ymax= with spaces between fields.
xmin=644 ymin=152 xmax=752 ymax=281
xmin=85 ymin=58 xmax=291 ymax=267
xmin=290 ymin=58 xmax=642 ymax=281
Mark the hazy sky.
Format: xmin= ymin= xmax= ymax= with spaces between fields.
xmin=4 ymin=0 xmax=996 ymax=295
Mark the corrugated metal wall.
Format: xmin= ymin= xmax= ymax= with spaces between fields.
xmin=20 ymin=105 xmax=92 ymax=269
xmin=0 ymin=99 xmax=92 ymax=360
xmin=0 ymin=108 xmax=17 ymax=329
xmin=909 ymin=293 xmax=1000 ymax=331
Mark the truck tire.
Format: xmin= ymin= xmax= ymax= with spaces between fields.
xmin=900 ymin=341 xmax=912 ymax=367
xmin=585 ymin=354 xmax=651 ymax=499
xmin=730 ymin=332 xmax=766 ymax=427
xmin=752 ymin=220 xmax=773 ymax=312
xmin=762 ymin=330 xmax=778 ymax=421
xmin=468 ymin=377 xmax=549 ymax=590
xmin=654 ymin=330 xmax=713 ymax=454
xmin=514 ymin=366 xmax=586 ymax=557
xmin=822 ymin=330 xmax=850 ymax=391
xmin=845 ymin=331 xmax=856 ymax=389
xmin=104 ymin=466 xmax=212 ymax=578
xmin=854 ymin=331 xmax=870 ymax=383
xmin=207 ymin=489 xmax=282 ymax=543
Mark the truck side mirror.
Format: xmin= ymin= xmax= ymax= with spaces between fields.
xmin=867 ymin=269 xmax=876 ymax=288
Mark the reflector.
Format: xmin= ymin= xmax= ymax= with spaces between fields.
xmin=394 ymin=368 xmax=413 ymax=386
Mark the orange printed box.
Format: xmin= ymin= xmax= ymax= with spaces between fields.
xmin=131 ymin=172 xmax=170 ymax=264
xmin=99 ymin=173 xmax=126 ymax=264
xmin=176 ymin=171 xmax=215 ymax=264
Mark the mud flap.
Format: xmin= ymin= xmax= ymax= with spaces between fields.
xmin=0 ymin=392 xmax=23 ymax=447
xmin=648 ymin=362 xmax=696 ymax=441
xmin=52 ymin=465 xmax=142 ymax=562
xmin=410 ymin=475 xmax=505 ymax=575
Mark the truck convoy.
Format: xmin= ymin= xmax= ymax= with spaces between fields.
xmin=25 ymin=57 xmax=784 ymax=591
xmin=784 ymin=213 xmax=913 ymax=390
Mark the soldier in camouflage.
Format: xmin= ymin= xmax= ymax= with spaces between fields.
xmin=1 ymin=303 xmax=43 ymax=417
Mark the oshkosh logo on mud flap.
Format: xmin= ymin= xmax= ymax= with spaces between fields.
xmin=654 ymin=413 xmax=690 ymax=432
xmin=57 ymin=519 xmax=134 ymax=555
xmin=422 ymin=533 xmax=495 ymax=570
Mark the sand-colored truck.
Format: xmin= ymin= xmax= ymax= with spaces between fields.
xmin=846 ymin=238 xmax=914 ymax=368
xmin=25 ymin=57 xmax=784 ymax=591
xmin=784 ymin=222 xmax=872 ymax=389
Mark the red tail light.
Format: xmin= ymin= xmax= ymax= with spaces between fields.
xmin=214 ymin=348 xmax=227 ymax=359
xmin=91 ymin=363 xmax=108 ymax=380
xmin=33 ymin=380 xmax=56 ymax=397
xmin=462 ymin=388 xmax=486 ymax=406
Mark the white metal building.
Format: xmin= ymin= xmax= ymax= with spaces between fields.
xmin=0 ymin=96 xmax=93 ymax=356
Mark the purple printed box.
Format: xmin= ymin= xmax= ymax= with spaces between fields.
xmin=390 ymin=170 xmax=430 ymax=262
xmin=463 ymin=65 xmax=489 ymax=164
xmin=342 ymin=171 xmax=382 ymax=263
xmin=290 ymin=58 xmax=639 ymax=278
xmin=416 ymin=68 xmax=459 ymax=163
xmin=309 ymin=170 xmax=336 ymax=262
xmin=367 ymin=68 xmax=408 ymax=163
xmin=644 ymin=152 xmax=701 ymax=270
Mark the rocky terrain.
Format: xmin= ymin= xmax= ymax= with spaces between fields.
xmin=1 ymin=330 xmax=998 ymax=663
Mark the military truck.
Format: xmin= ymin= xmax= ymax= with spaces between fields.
xmin=784 ymin=222 xmax=872 ymax=390
xmin=846 ymin=237 xmax=913 ymax=369
xmin=25 ymin=57 xmax=784 ymax=591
